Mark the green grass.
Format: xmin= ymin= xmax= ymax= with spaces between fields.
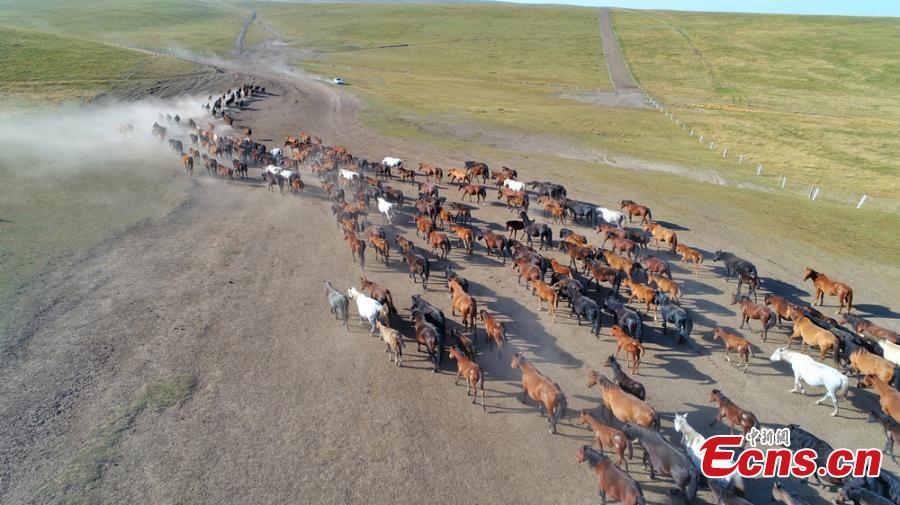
xmin=0 ymin=0 xmax=249 ymax=55
xmin=613 ymin=9 xmax=900 ymax=204
xmin=0 ymin=26 xmax=201 ymax=104
xmin=35 ymin=374 xmax=195 ymax=503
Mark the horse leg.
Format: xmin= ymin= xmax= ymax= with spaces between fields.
xmin=598 ymin=489 xmax=606 ymax=505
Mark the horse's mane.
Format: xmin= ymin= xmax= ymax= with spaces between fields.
xmin=582 ymin=446 xmax=605 ymax=469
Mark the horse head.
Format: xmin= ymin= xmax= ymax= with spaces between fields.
xmin=769 ymin=347 xmax=789 ymax=363
xmin=510 ymin=352 xmax=526 ymax=369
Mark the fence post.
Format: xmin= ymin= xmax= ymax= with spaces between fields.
xmin=699 ymin=135 xmax=703 ymax=143
xmin=756 ymin=164 xmax=762 ymax=176
xmin=857 ymin=194 xmax=868 ymax=209
xmin=738 ymin=154 xmax=744 ymax=164
xmin=690 ymin=128 xmax=694 ymax=137
xmin=781 ymin=177 xmax=787 ymax=189
xmin=723 ymin=147 xmax=728 ymax=158
xmin=709 ymin=142 xmax=715 ymax=151
xmin=811 ymin=187 xmax=820 ymax=201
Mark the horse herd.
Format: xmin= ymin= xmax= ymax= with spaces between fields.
xmin=157 ymin=84 xmax=899 ymax=505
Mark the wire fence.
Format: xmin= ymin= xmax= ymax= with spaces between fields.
xmin=305 ymin=59 xmax=899 ymax=213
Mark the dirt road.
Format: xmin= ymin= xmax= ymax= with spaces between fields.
xmin=0 ymin=34 xmax=896 ymax=505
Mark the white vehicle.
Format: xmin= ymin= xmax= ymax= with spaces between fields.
xmin=333 ymin=77 xmax=345 ymax=85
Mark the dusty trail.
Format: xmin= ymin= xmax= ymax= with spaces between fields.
xmin=1 ymin=21 xmax=896 ymax=505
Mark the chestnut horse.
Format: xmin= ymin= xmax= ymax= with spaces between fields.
xmin=788 ymin=316 xmax=837 ymax=361
xmin=864 ymin=375 xmax=900 ymax=423
xmin=511 ymin=353 xmax=567 ymax=434
xmin=713 ymin=327 xmax=752 ymax=372
xmin=709 ymin=389 xmax=759 ymax=438
xmin=612 ymin=325 xmax=645 ymax=374
xmin=587 ymin=371 xmax=659 ymax=429
xmin=418 ymin=162 xmax=443 ymax=183
xmin=841 ymin=313 xmax=899 ymax=343
xmin=448 ymin=278 xmax=477 ymax=331
xmin=644 ymin=223 xmax=677 ymax=253
xmin=620 ymin=200 xmax=652 ymax=224
xmin=577 ymin=413 xmax=634 ymax=472
xmin=479 ymin=309 xmax=507 ymax=354
xmin=731 ymin=294 xmax=775 ymax=342
xmin=449 ymin=347 xmax=485 ymax=410
xmin=803 ymin=267 xmax=853 ymax=314
xmin=576 ymin=446 xmax=645 ymax=505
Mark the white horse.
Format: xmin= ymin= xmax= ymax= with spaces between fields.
xmin=347 ymin=287 xmax=388 ymax=334
xmin=270 ymin=147 xmax=283 ymax=158
xmin=597 ymin=207 xmax=626 ymax=227
xmin=673 ymin=413 xmax=744 ymax=494
xmin=769 ymin=347 xmax=849 ymax=416
xmin=339 ymin=168 xmax=360 ymax=182
xmin=503 ymin=178 xmax=526 ymax=192
xmin=376 ymin=197 xmax=395 ymax=224
xmin=878 ymin=339 xmax=900 ymax=366
xmin=382 ymin=157 xmax=403 ymax=168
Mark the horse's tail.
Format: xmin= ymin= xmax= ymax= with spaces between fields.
xmin=686 ymin=469 xmax=699 ymax=503
xmin=765 ymin=314 xmax=777 ymax=330
xmin=626 ymin=436 xmax=634 ymax=460
xmin=670 ymin=232 xmax=678 ymax=253
xmin=650 ymin=412 xmax=660 ymax=431
xmin=423 ymin=258 xmax=431 ymax=286
xmin=846 ymin=289 xmax=854 ymax=313
xmin=552 ymin=393 xmax=567 ymax=431
xmin=683 ymin=317 xmax=693 ymax=342
xmin=378 ymin=304 xmax=390 ymax=323
xmin=646 ymin=209 xmax=653 ymax=222
xmin=385 ymin=291 xmax=397 ymax=316
xmin=838 ymin=375 xmax=850 ymax=398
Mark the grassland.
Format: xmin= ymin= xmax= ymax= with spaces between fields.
xmin=613 ymin=9 xmax=900 ymax=205
xmin=0 ymin=0 xmax=250 ymax=55
xmin=0 ymin=26 xmax=201 ymax=105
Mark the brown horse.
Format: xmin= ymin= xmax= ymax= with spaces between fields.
xmin=788 ymin=316 xmax=837 ymax=361
xmin=709 ymin=389 xmax=759 ymax=438
xmin=764 ymin=294 xmax=804 ymax=327
xmin=479 ymin=309 xmax=507 ymax=354
xmin=477 ymin=230 xmax=508 ymax=264
xmin=375 ymin=320 xmax=404 ymax=367
xmin=415 ymin=215 xmax=435 ymax=238
xmin=418 ymin=162 xmax=443 ymax=183
xmin=359 ymin=277 xmax=398 ymax=316
xmin=448 ymin=278 xmax=477 ymax=331
xmin=731 ymin=294 xmax=775 ymax=342
xmin=449 ymin=225 xmax=474 ymax=255
xmin=530 ymin=280 xmax=559 ymax=321
xmin=576 ymin=446 xmax=645 ymax=505
xmin=848 ymin=350 xmax=896 ymax=387
xmin=608 ymin=237 xmax=638 ymax=259
xmin=864 ymin=375 xmax=900 ymax=423
xmin=367 ymin=235 xmax=390 ymax=266
xmin=449 ymin=347 xmax=485 ymax=410
xmin=675 ymin=244 xmax=703 ymax=275
xmin=343 ymin=230 xmax=366 ymax=270
xmin=601 ymin=250 xmax=641 ymax=280
xmin=620 ymin=200 xmax=652 ymax=224
xmin=611 ymin=325 xmax=645 ymax=374
xmin=713 ymin=327 xmax=752 ymax=372
xmin=550 ymin=258 xmax=573 ymax=278
xmin=412 ymin=311 xmax=441 ymax=371
xmin=841 ymin=313 xmax=899 ymax=343
xmin=803 ymin=268 xmax=853 ymax=314
xmin=587 ymin=371 xmax=659 ymax=429
xmin=644 ymin=223 xmax=677 ymax=253
xmin=447 ymin=167 xmax=470 ymax=187
xmin=621 ymin=279 xmax=658 ymax=317
xmin=427 ymin=230 xmax=452 ymax=260
xmin=458 ymin=184 xmax=486 ymax=203
xmin=511 ymin=353 xmax=567 ymax=434
xmin=648 ymin=274 xmax=679 ymax=302
xmin=578 ymin=412 xmax=634 ymax=472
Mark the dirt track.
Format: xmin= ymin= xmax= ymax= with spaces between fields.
xmin=1 ymin=27 xmax=897 ymax=505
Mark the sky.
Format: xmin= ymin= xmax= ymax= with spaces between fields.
xmin=495 ymin=1 xmax=900 ymax=17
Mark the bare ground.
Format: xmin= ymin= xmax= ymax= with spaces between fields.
xmin=1 ymin=34 xmax=898 ymax=505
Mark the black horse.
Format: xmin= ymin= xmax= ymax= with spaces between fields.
xmin=564 ymin=200 xmax=597 ymax=226
xmin=521 ymin=214 xmax=553 ymax=250
xmin=411 ymin=295 xmax=446 ymax=370
xmin=655 ymin=293 xmax=692 ymax=345
xmin=570 ymin=291 xmax=602 ymax=336
xmin=603 ymin=297 xmax=642 ymax=343
xmin=712 ymin=250 xmax=758 ymax=283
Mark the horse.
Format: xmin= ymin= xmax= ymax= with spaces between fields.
xmin=841 ymin=313 xmax=899 ymax=343
xmin=560 ymin=228 xmax=588 ymax=246
xmin=358 ymin=277 xmax=397 ymax=317
xmin=449 ymin=225 xmax=474 ymax=255
xmin=731 ymin=294 xmax=776 ymax=342
xmin=459 ymin=183 xmax=486 ymax=203
xmin=427 ymin=230 xmax=452 ymax=260
xmin=604 ymin=356 xmax=646 ymax=401
xmin=600 ymin=250 xmax=642 ymax=281
xmin=781 ymin=424 xmax=844 ymax=487
xmin=674 ymin=244 xmax=703 ymax=275
xmin=620 ymin=200 xmax=652 ymax=224
xmin=803 ymin=267 xmax=853 ymax=314
xmin=323 ymin=281 xmax=349 ymax=329
xmin=611 ymin=325 xmax=644 ymax=374
xmin=401 ymin=248 xmax=430 ymax=288
xmin=571 ymin=291 xmax=602 ymax=337
xmin=836 ymin=486 xmax=894 ymax=505
xmin=644 ymin=223 xmax=677 ymax=253
xmin=367 ymin=235 xmax=390 ymax=266
xmin=578 ymin=412 xmax=633 ymax=472
xmin=418 ymin=162 xmax=443 ymax=183
xmin=450 ymin=328 xmax=476 ymax=362
xmin=376 ymin=197 xmax=396 ymax=224
xmin=638 ymin=255 xmax=671 ymax=279
xmin=673 ymin=413 xmax=744 ymax=495
xmin=735 ymin=270 xmax=760 ymax=302
xmin=530 ymin=280 xmax=559 ymax=321
xmin=449 ymin=347 xmax=485 ymax=410
xmin=709 ymin=389 xmax=759 ymax=439
xmin=656 ymin=293 xmax=692 ymax=345
xmin=502 ymin=178 xmax=526 ymax=192
xmin=510 ymin=353 xmax=566 ymax=434
xmin=621 ymin=278 xmax=658 ymax=317
xmin=787 ymin=315 xmax=837 ymax=361
xmin=447 ymin=167 xmax=470 ymax=187
xmin=588 ymin=262 xmax=624 ymax=294
xmin=347 ymin=286 xmax=388 ymax=334
xmin=576 ymin=446 xmax=645 ymax=505
xmin=769 ymin=347 xmax=849 ymax=416
xmin=648 ymin=274 xmax=679 ymax=302
xmin=713 ymin=251 xmax=758 ymax=283
xmin=411 ymin=310 xmax=442 ymax=372
xmin=448 ymin=278 xmax=477 ymax=331
xmin=479 ymin=310 xmax=507 ymax=354
xmin=476 ymin=230 xmax=509 ymax=263
xmin=411 ymin=295 xmax=446 ymax=370
xmin=587 ymin=371 xmax=658 ymax=429
xmin=713 ymin=327 xmax=753 ymax=372
xmin=602 ymin=297 xmax=642 ymax=343
xmin=521 ymin=217 xmax=553 ymax=250
xmin=464 ymin=161 xmax=490 ymax=183
xmin=608 ymin=237 xmax=639 ymax=260
xmin=375 ymin=320 xmax=404 ymax=367
xmin=771 ymin=482 xmax=810 ymax=505
xmin=765 ymin=294 xmax=805 ymax=327
xmin=864 ymin=376 xmax=900 ymax=423
xmin=343 ymin=231 xmax=366 ymax=270
xmin=879 ymin=340 xmax=900 ymax=367
xmin=597 ymin=207 xmax=626 ymax=227
xmin=847 ymin=349 xmax=899 ymax=388
xmin=622 ymin=423 xmax=698 ymax=502
xmin=868 ymin=410 xmax=900 ymax=463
